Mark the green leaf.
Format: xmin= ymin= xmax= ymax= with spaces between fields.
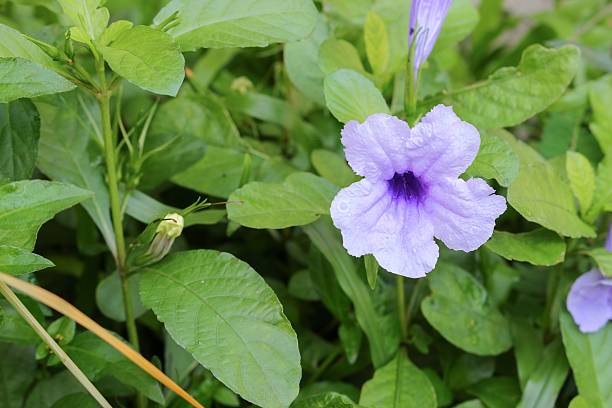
xmin=364 ymin=11 xmax=390 ymax=75
xmin=569 ymin=396 xmax=591 ymax=408
xmin=585 ymin=156 xmax=612 ymax=221
xmin=24 ymin=371 xmax=81 ymax=408
xmin=465 ymin=129 xmax=519 ymax=187
xmin=227 ymin=172 xmax=339 ymax=229
xmin=0 ymin=99 xmax=40 ymax=181
xmin=154 ymin=0 xmax=318 ymax=51
xmin=288 ymin=270 xmax=320 ymax=301
xmin=37 ymin=317 xmax=75 ymax=361
xmin=35 ymin=92 xmax=116 ymax=254
xmin=510 ymin=319 xmax=544 ymax=390
xmin=0 ymin=23 xmax=54 ymax=66
xmin=95 ymin=272 xmax=147 ymax=321
xmin=0 ymin=245 xmax=54 ymax=275
xmin=363 ymin=255 xmax=378 ymax=290
xmin=517 ymin=339 xmax=569 ymax=408
xmin=455 ymin=401 xmax=486 ymax=408
xmin=0 ymin=180 xmax=91 ymax=251
xmin=140 ymin=130 xmax=207 ymax=189
xmin=99 ymin=20 xmax=133 ymax=46
xmin=422 ymin=368 xmax=452 ymax=407
xmin=588 ymin=74 xmax=612 ymax=155
xmin=284 ymin=15 xmax=329 ymax=105
xmin=0 ymin=299 xmax=39 ymax=344
xmin=538 ymin=110 xmax=583 ymax=159
xmin=507 ymin=160 xmax=595 ymax=238
xmin=292 ymin=392 xmax=360 ymax=408
xmin=0 ymin=343 xmax=36 ymax=408
xmin=0 ymin=24 xmax=74 ymax=102
xmin=152 ymin=91 xmax=243 ymax=148
xmin=485 ymin=229 xmax=566 ymax=266
xmin=449 ymin=45 xmax=580 ymax=129
xmin=467 ymin=377 xmax=521 ymax=408
xmin=297 ymin=382 xmax=360 ymax=404
xmin=324 ymin=69 xmax=389 ymax=123
xmin=173 ymin=146 xmax=248 ymax=198
xmin=359 ymin=351 xmax=437 ymax=408
xmin=140 ymin=250 xmax=301 ymax=408
xmin=311 ymin=149 xmax=358 ymax=188
xmin=65 ymin=332 xmax=163 ymax=403
xmin=338 ymin=321 xmax=362 ymax=364
xmin=560 ymin=311 xmax=612 ymax=408
xmin=0 ymin=58 xmax=76 ymax=103
xmin=50 ymin=394 xmax=97 ymax=408
xmin=566 ymin=151 xmax=595 ymax=214
xmin=57 ymin=0 xmax=108 ymax=41
xmin=304 ymin=218 xmax=400 ymax=368
xmin=319 ymin=39 xmax=366 ymax=75
xmin=308 ymin=248 xmax=353 ymax=323
xmin=586 ymin=248 xmax=612 ymax=277
xmin=421 ymin=263 xmax=512 ymax=355
xmin=100 ymin=26 xmax=185 ymax=96
xmin=448 ymin=354 xmax=495 ymax=390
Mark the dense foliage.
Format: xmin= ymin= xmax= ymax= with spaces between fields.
xmin=0 ymin=1 xmax=610 ymax=408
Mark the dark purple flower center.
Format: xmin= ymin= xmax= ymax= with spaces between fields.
xmin=388 ymin=171 xmax=426 ymax=202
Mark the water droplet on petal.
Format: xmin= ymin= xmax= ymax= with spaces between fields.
xmin=408 ymin=136 xmax=424 ymax=148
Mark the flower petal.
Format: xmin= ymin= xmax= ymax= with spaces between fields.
xmin=330 ymin=179 xmax=439 ymax=278
xmin=330 ymin=179 xmax=393 ymax=256
xmin=341 ymin=114 xmax=411 ymax=180
xmin=370 ymin=203 xmax=439 ymax=278
xmin=425 ymin=177 xmax=506 ymax=252
xmin=567 ymin=270 xmax=612 ymax=333
xmin=406 ymin=105 xmax=480 ymax=182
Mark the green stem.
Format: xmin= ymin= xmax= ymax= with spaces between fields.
xmin=96 ymin=58 xmax=145 ymax=408
xmin=397 ymin=276 xmax=407 ymax=340
xmin=404 ymin=38 xmax=418 ymax=122
xmin=0 ymin=282 xmax=112 ymax=408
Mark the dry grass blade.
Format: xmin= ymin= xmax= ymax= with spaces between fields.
xmin=0 ymin=272 xmax=204 ymax=408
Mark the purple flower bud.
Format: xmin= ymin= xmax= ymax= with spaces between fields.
xmin=567 ymin=225 xmax=612 ymax=333
xmin=408 ymin=0 xmax=452 ymax=82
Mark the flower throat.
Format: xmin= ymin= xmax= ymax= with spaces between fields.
xmin=388 ymin=171 xmax=426 ymax=202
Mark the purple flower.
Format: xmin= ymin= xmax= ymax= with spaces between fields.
xmin=567 ymin=270 xmax=612 ymax=333
xmin=408 ymin=0 xmax=452 ymax=82
xmin=567 ymin=223 xmax=612 ymax=333
xmin=330 ymin=105 xmax=507 ymax=278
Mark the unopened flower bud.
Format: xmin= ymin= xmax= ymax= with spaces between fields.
xmin=146 ymin=213 xmax=184 ymax=263
xmin=156 ymin=213 xmax=184 ymax=238
xmin=231 ymin=76 xmax=253 ymax=95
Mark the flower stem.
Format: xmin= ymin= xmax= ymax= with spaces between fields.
xmin=404 ymin=37 xmax=418 ymax=123
xmin=96 ymin=58 xmax=145 ymax=408
xmin=0 ymin=282 xmax=112 ymax=408
xmin=397 ymin=276 xmax=407 ymax=340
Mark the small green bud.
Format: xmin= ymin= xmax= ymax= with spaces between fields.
xmin=145 ymin=213 xmax=184 ymax=263
xmin=156 ymin=213 xmax=184 ymax=238
xmin=231 ymin=76 xmax=254 ymax=95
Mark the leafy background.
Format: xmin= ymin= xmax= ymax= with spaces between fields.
xmin=0 ymin=0 xmax=611 ymax=408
